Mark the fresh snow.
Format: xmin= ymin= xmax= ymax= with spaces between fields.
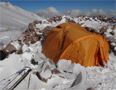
xmin=0 ymin=4 xmax=116 ymax=90
xmin=0 ymin=30 xmax=23 ymax=49
xmin=0 ymin=2 xmax=43 ymax=49
xmin=0 ymin=2 xmax=42 ymax=31
xmin=0 ymin=40 xmax=116 ymax=90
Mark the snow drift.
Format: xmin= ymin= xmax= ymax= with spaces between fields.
xmin=0 ymin=2 xmax=42 ymax=31
xmin=0 ymin=2 xmax=43 ymax=49
xmin=0 ymin=6 xmax=116 ymax=90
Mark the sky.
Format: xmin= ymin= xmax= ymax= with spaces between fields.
xmin=0 ymin=0 xmax=116 ymax=12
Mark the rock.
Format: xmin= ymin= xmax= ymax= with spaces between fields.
xmin=3 ymin=43 xmax=17 ymax=54
xmin=0 ymin=50 xmax=8 ymax=60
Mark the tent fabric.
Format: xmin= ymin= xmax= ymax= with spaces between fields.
xmin=42 ymin=22 xmax=109 ymax=67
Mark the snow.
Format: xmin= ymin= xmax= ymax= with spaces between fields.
xmin=35 ymin=15 xmax=67 ymax=31
xmin=57 ymin=60 xmax=73 ymax=73
xmin=40 ymin=68 xmax=52 ymax=79
xmin=73 ymin=16 xmax=108 ymax=32
xmin=0 ymin=2 xmax=43 ymax=49
xmin=111 ymin=43 xmax=116 ymax=46
xmin=36 ymin=23 xmax=51 ymax=31
xmin=10 ymin=41 xmax=21 ymax=50
xmin=0 ymin=30 xmax=23 ymax=49
xmin=0 ymin=39 xmax=116 ymax=90
xmin=0 ymin=2 xmax=42 ymax=31
xmin=114 ymin=47 xmax=116 ymax=51
xmin=0 ymin=4 xmax=116 ymax=89
xmin=51 ymin=16 xmax=66 ymax=27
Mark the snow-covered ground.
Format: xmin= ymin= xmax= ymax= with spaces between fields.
xmin=0 ymin=29 xmax=23 ymax=49
xmin=0 ymin=2 xmax=116 ymax=90
xmin=0 ymin=2 xmax=42 ymax=31
xmin=0 ymin=41 xmax=116 ymax=90
xmin=0 ymin=2 xmax=43 ymax=49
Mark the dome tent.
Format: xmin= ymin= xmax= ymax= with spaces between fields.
xmin=42 ymin=22 xmax=109 ymax=67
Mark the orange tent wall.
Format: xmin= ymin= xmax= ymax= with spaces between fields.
xmin=42 ymin=22 xmax=109 ymax=67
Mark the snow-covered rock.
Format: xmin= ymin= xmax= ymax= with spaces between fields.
xmin=57 ymin=60 xmax=73 ymax=73
xmin=0 ymin=12 xmax=116 ymax=90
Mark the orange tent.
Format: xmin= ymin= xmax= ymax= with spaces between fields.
xmin=42 ymin=22 xmax=109 ymax=67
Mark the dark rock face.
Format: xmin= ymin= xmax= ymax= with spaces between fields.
xmin=20 ymin=22 xmax=41 ymax=45
xmin=47 ymin=16 xmax=62 ymax=23
xmin=22 ymin=31 xmax=40 ymax=45
xmin=3 ymin=43 xmax=17 ymax=54
xmin=0 ymin=50 xmax=8 ymax=60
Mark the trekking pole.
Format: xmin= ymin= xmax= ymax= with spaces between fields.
xmin=8 ymin=68 xmax=32 ymax=90
xmin=0 ymin=68 xmax=27 ymax=89
xmin=0 ymin=72 xmax=18 ymax=84
xmin=2 ymin=74 xmax=19 ymax=90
